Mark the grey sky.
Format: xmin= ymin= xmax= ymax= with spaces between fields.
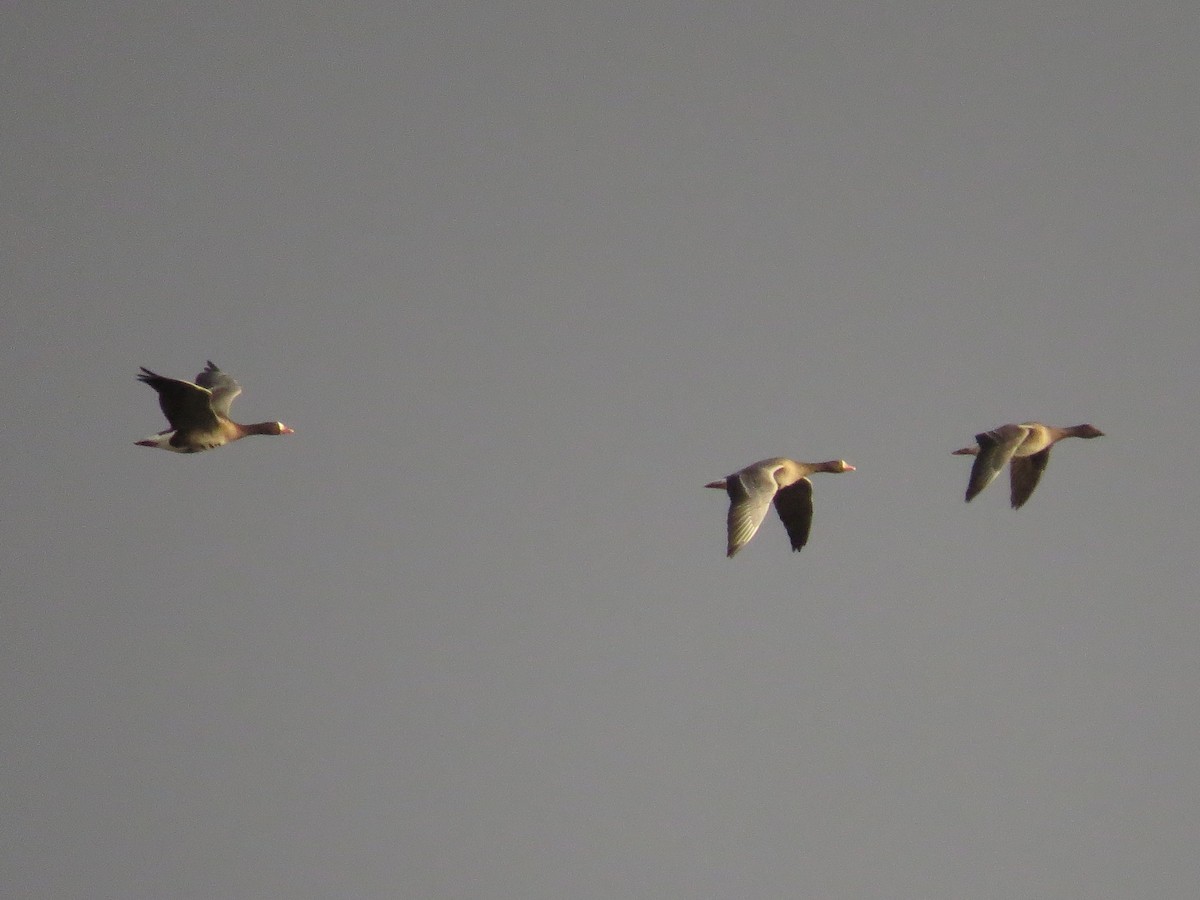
xmin=4 ymin=2 xmax=1199 ymax=897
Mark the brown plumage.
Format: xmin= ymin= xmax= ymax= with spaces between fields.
xmin=705 ymin=457 xmax=855 ymax=557
xmin=953 ymin=422 xmax=1103 ymax=508
xmin=135 ymin=361 xmax=294 ymax=453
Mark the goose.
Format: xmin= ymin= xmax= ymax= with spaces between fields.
xmin=953 ymin=422 xmax=1103 ymax=508
xmin=705 ymin=457 xmax=855 ymax=557
xmin=136 ymin=361 xmax=293 ymax=453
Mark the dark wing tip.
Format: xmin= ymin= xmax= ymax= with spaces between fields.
xmin=137 ymin=367 xmax=163 ymax=387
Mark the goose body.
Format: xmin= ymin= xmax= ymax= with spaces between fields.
xmin=953 ymin=422 xmax=1103 ymax=508
xmin=705 ymin=457 xmax=854 ymax=557
xmin=136 ymin=361 xmax=293 ymax=453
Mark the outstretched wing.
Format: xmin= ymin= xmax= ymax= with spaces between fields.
xmin=195 ymin=361 xmax=243 ymax=417
xmin=137 ymin=368 xmax=219 ymax=431
xmin=773 ymin=478 xmax=814 ymax=552
xmin=965 ymin=424 xmax=1027 ymax=502
xmin=724 ymin=467 xmax=778 ymax=557
xmin=1009 ymin=447 xmax=1051 ymax=509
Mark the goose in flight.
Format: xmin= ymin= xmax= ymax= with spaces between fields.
xmin=136 ymin=361 xmax=294 ymax=453
xmin=953 ymin=422 xmax=1102 ymax=508
xmin=705 ymin=457 xmax=855 ymax=557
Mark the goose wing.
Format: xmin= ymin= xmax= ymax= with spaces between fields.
xmin=772 ymin=478 xmax=814 ymax=552
xmin=965 ymin=424 xmax=1028 ymax=502
xmin=137 ymin=368 xmax=219 ymax=432
xmin=724 ymin=466 xmax=779 ymax=557
xmin=1009 ymin=447 xmax=1051 ymax=509
xmin=195 ymin=361 xmax=243 ymax=417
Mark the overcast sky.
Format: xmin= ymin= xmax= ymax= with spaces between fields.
xmin=4 ymin=2 xmax=1199 ymax=897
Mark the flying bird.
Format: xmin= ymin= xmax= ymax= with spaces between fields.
xmin=705 ymin=457 xmax=855 ymax=557
xmin=135 ymin=361 xmax=294 ymax=453
xmin=953 ymin=422 xmax=1103 ymax=508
